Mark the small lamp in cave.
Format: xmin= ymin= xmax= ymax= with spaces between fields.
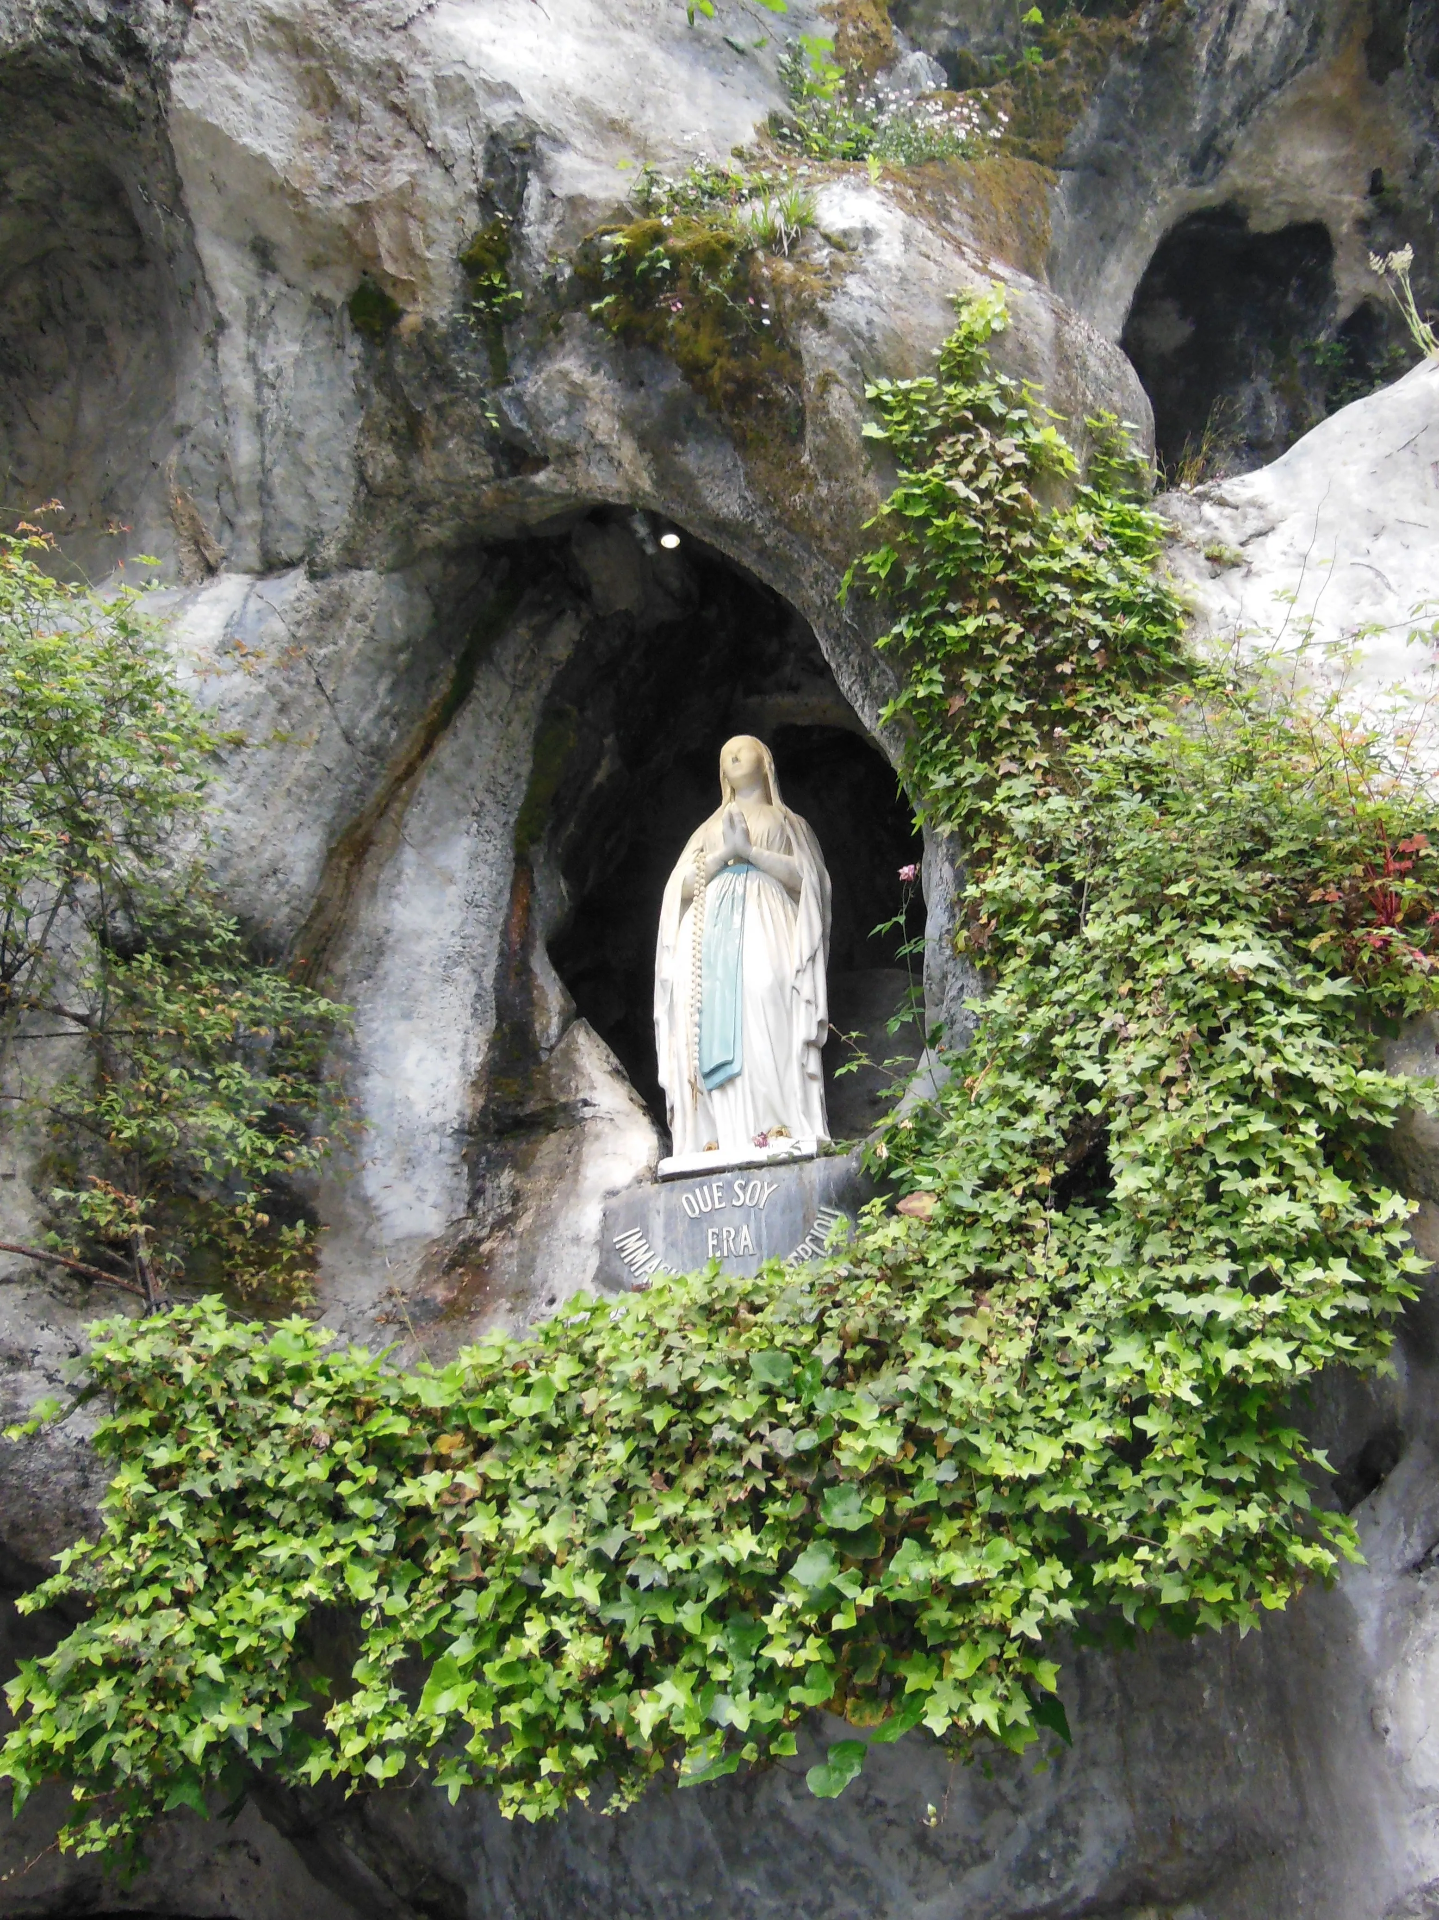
xmin=658 ymin=529 xmax=681 ymax=549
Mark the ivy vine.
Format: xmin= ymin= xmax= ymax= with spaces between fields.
xmin=4 ymin=291 xmax=1437 ymax=1862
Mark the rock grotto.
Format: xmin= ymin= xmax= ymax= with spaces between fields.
xmin=3 ymin=0 xmax=1439 ymax=1912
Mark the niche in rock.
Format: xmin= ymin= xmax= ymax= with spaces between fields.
xmin=1120 ymin=206 xmax=1405 ymax=479
xmin=540 ymin=513 xmax=923 ymax=1146
xmin=0 ymin=59 xmax=186 ymax=573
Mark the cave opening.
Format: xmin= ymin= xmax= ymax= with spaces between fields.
xmin=1121 ymin=204 xmax=1422 ymax=483
xmin=1114 ymin=202 xmax=1421 ymax=483
xmin=538 ymin=509 xmax=924 ymax=1147
xmin=1121 ymin=205 xmax=1341 ymax=478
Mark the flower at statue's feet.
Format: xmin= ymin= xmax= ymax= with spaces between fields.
xmin=898 ymin=863 xmax=919 ymax=883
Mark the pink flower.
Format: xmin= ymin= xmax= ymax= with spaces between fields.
xmin=898 ymin=863 xmax=919 ymax=884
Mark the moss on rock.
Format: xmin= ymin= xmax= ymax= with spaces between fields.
xmin=985 ymin=1 xmax=1181 ymax=167
xmin=897 ymin=152 xmax=1056 ymax=282
xmin=459 ymin=220 xmax=512 ymax=283
xmin=573 ymin=214 xmax=810 ymax=446
xmin=348 ymin=275 xmax=403 ymax=341
xmin=821 ymin=0 xmax=895 ymax=82
xmin=460 ymin=218 xmax=524 ymax=379
xmin=514 ymin=707 xmax=579 ymax=859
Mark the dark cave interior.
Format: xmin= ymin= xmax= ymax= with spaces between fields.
xmin=541 ymin=513 xmax=924 ymax=1141
xmin=1121 ymin=203 xmax=1415 ymax=480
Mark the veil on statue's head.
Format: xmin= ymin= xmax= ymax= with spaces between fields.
xmin=718 ymin=734 xmax=783 ymax=810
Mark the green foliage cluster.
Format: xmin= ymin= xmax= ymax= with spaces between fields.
xmin=575 ymin=137 xmax=860 ymax=444
xmin=630 ymin=159 xmax=774 ymax=220
xmin=851 ymin=287 xmax=1438 ymax=1623
xmin=0 ymin=528 xmax=211 ymax=1013
xmin=574 ymin=29 xmax=1010 ymax=444
xmin=772 ymin=34 xmax=999 ymax=165
xmin=460 ymin=219 xmax=524 ymax=378
xmin=43 ymin=909 xmax=350 ymax=1303
xmin=0 ymin=525 xmax=351 ymax=1306
xmin=1 ymin=1279 xmax=1073 ymax=1855
xmin=632 ymin=160 xmax=817 ymax=254
xmin=5 ymin=291 xmax=1438 ymax=1863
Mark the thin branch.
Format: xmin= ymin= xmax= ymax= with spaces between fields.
xmin=40 ymin=1001 xmax=99 ymax=1031
xmin=2 ymin=1032 xmax=103 ymax=1042
xmin=0 ymin=1241 xmax=147 ymax=1298
xmin=131 ymin=1231 xmax=163 ymax=1314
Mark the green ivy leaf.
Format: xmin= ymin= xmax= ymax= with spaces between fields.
xmin=820 ymin=1484 xmax=872 ymax=1530
xmin=806 ymin=1739 xmax=867 ymax=1798
xmin=678 ymin=1738 xmax=743 ymax=1787
xmin=867 ymin=1700 xmax=927 ymax=1744
xmin=161 ymin=1775 xmax=210 ymax=1818
xmin=1029 ymin=1691 xmax=1071 ymax=1746
xmin=750 ymin=1350 xmax=794 ymax=1388
xmin=791 ymin=1541 xmax=839 ymax=1589
xmin=419 ymin=1656 xmax=474 ymax=1718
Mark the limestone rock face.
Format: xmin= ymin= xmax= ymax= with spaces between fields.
xmin=896 ymin=0 xmax=1439 ymax=472
xmin=1160 ymin=354 xmax=1439 ymax=752
xmin=1047 ymin=0 xmax=1439 ymax=346
xmin=2 ymin=0 xmax=1439 ymax=1913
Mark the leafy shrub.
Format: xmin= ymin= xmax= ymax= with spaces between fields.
xmin=4 ymin=291 xmax=1436 ymax=1860
xmin=0 ymin=526 xmax=212 ymax=1012
xmin=42 ymin=901 xmax=351 ymax=1304
xmin=0 ymin=523 xmax=351 ymax=1306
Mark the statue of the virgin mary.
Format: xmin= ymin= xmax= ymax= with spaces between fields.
xmin=655 ymin=735 xmax=831 ymax=1161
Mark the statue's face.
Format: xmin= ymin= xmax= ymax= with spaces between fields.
xmin=721 ymin=736 xmax=765 ymax=792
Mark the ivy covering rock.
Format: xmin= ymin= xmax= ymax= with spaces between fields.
xmin=3 ymin=291 xmax=1437 ymax=1862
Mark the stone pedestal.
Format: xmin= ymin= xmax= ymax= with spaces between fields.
xmin=596 ymin=1150 xmax=873 ymax=1289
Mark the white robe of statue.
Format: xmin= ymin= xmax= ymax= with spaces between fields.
xmin=655 ymin=735 xmax=831 ymax=1159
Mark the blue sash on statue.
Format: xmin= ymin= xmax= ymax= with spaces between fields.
xmin=699 ymin=863 xmax=752 ymax=1091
